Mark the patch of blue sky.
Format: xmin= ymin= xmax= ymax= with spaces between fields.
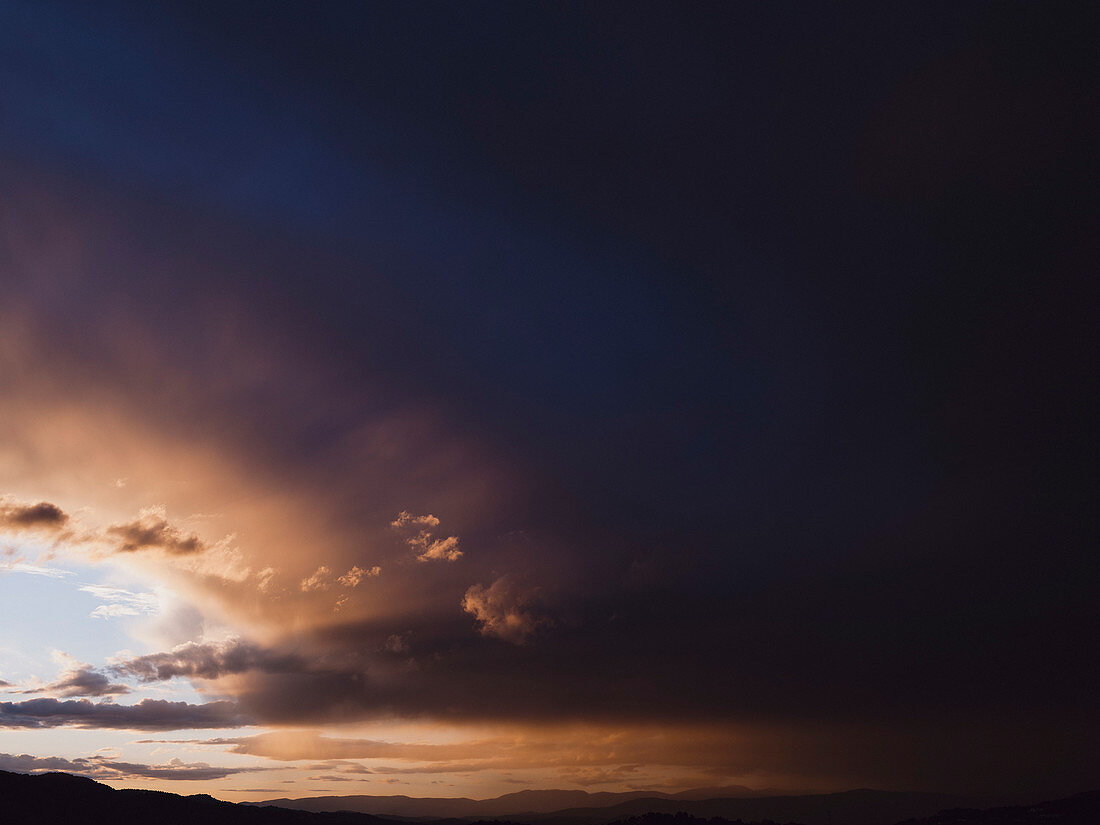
xmin=0 ymin=548 xmax=200 ymax=705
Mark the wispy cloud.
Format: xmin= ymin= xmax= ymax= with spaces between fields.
xmin=0 ymin=561 xmax=76 ymax=579
xmin=79 ymin=585 xmax=159 ymax=620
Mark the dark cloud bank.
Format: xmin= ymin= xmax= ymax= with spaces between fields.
xmin=0 ymin=698 xmax=251 ymax=730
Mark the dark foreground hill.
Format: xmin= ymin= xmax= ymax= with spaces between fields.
xmin=1 ymin=769 xmax=395 ymax=825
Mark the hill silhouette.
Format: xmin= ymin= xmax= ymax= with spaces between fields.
xmin=2 ymin=769 xmax=395 ymax=825
xmin=259 ymin=789 xmax=982 ymax=825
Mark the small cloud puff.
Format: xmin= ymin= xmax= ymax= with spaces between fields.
xmin=106 ymin=505 xmax=206 ymax=555
xmin=302 ymin=564 xmax=378 ymax=592
xmin=390 ymin=511 xmax=440 ymax=529
xmin=391 ymin=512 xmax=462 ymax=562
xmin=462 ymin=576 xmax=544 ymax=645
xmin=301 ymin=566 xmax=333 ymax=591
xmin=338 ymin=565 xmax=381 ymax=587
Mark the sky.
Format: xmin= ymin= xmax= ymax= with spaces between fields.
xmin=1 ymin=0 xmax=1096 ymax=804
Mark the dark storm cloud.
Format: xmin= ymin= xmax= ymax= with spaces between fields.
xmin=0 ymin=698 xmax=252 ymax=730
xmin=0 ymin=752 xmax=266 ymax=781
xmin=0 ymin=499 xmax=68 ymax=531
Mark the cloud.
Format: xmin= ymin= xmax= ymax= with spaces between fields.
xmin=0 ymin=561 xmax=75 ymax=578
xmin=80 ymin=585 xmax=159 ymax=619
xmin=462 ymin=576 xmax=542 ymax=644
xmin=0 ymin=498 xmax=69 ymax=531
xmin=391 ymin=512 xmax=462 ymax=562
xmin=22 ymin=653 xmax=129 ymax=698
xmin=110 ymin=639 xmax=306 ymax=683
xmin=256 ymin=567 xmax=277 ymax=592
xmin=390 ymin=512 xmax=440 ymax=529
xmin=0 ymin=751 xmax=266 ymax=781
xmin=337 ymin=565 xmax=380 ymax=587
xmin=303 ymin=564 xmax=381 ymax=592
xmin=0 ymin=698 xmax=252 ymax=729
xmin=105 ymin=506 xmax=206 ymax=555
xmin=300 ymin=566 xmax=333 ymax=591
xmin=413 ymin=535 xmax=462 ymax=563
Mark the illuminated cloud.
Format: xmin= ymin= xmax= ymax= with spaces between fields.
xmin=256 ymin=567 xmax=277 ymax=593
xmin=390 ymin=512 xmax=440 ymax=529
xmin=390 ymin=512 xmax=462 ymax=563
xmin=413 ymin=535 xmax=462 ymax=563
xmin=462 ymin=576 xmax=542 ymax=644
xmin=0 ymin=698 xmax=252 ymax=730
xmin=337 ymin=565 xmax=380 ymax=587
xmin=300 ymin=566 xmax=333 ymax=591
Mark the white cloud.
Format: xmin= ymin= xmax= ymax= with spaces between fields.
xmin=80 ymin=584 xmax=159 ymax=619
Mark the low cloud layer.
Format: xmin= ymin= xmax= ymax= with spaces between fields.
xmin=0 ymin=751 xmax=265 ymax=781
xmin=0 ymin=698 xmax=252 ymax=730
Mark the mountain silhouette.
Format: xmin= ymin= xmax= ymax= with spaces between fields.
xmin=250 ymin=788 xmax=776 ymax=819
xmin=259 ymin=789 xmax=987 ymax=825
